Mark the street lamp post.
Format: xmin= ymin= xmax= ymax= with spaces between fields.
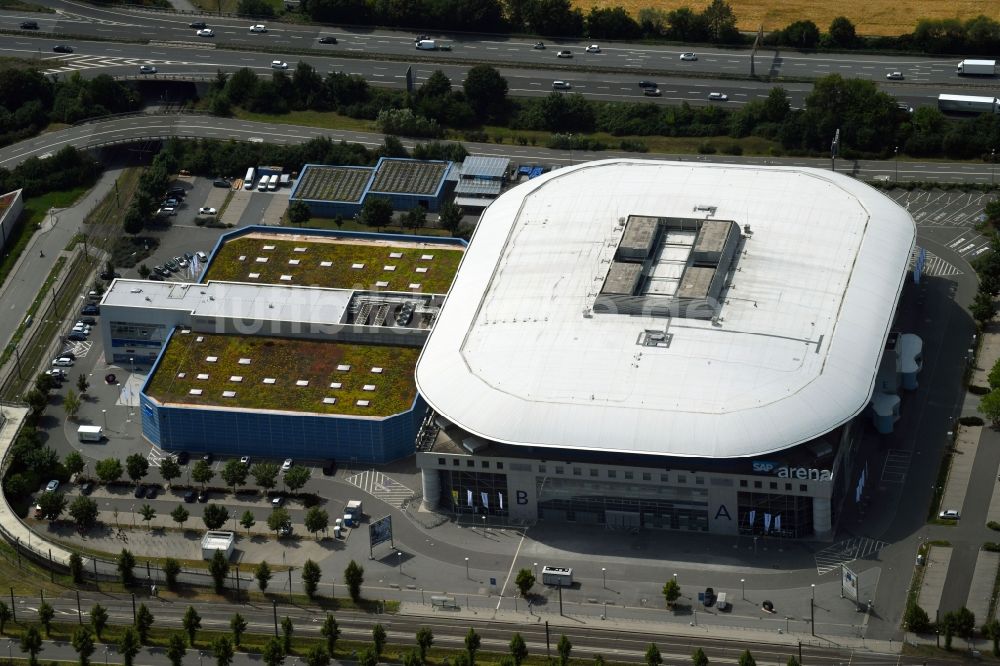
xmin=482 ymin=514 xmax=486 ymax=536
xmin=741 ymin=578 xmax=745 ymax=601
xmin=102 ymin=409 xmax=107 ymax=429
xmin=104 ymin=647 xmax=109 ymax=666
xmin=131 ymin=504 xmax=135 ymax=528
xmin=533 ymin=562 xmax=538 ymax=578
xmin=811 ymin=583 xmax=815 ymax=601
xmin=465 ymin=557 xmax=470 ymax=580
xmin=130 ymin=357 xmax=134 ymax=375
xmin=602 ymin=567 xmax=606 ymax=589
xmin=397 ymin=551 xmax=403 ymax=575
xmin=992 ymin=149 xmax=996 ymax=186
xmin=894 ymin=145 xmax=899 ymax=182
xmin=199 ymin=651 xmax=204 ymax=666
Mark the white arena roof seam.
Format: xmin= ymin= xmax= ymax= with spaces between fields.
xmin=416 ymin=159 xmax=916 ymax=459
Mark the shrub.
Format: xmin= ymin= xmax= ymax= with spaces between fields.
xmin=697 ymin=142 xmax=717 ymax=154
xmin=958 ymin=415 xmax=985 ymax=426
xmin=722 ymin=143 xmax=744 ymax=155
xmin=969 ymin=386 xmax=990 ymax=396
xmin=987 ymin=521 xmax=1000 ymax=532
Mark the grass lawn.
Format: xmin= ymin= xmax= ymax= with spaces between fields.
xmin=145 ymin=332 xmax=420 ymax=417
xmin=22 ymin=188 xmax=88 ymax=226
xmin=206 ymin=234 xmax=463 ymax=294
xmin=0 ymin=0 xmax=55 ymax=12
xmin=570 ymin=0 xmax=998 ymax=36
xmin=188 ymin=0 xmax=283 ymax=14
xmin=232 ymin=108 xmax=374 ymax=132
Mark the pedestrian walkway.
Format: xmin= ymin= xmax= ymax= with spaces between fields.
xmin=220 ymin=190 xmax=250 ymax=227
xmin=964 ymin=549 xmax=998 ymax=624
xmin=917 ymin=545 xmax=952 ymax=620
xmin=940 ymin=425 xmax=981 ymax=515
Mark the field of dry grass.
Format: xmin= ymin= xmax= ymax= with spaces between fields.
xmin=572 ymin=0 xmax=1000 ymax=36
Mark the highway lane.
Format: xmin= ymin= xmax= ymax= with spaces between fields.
xmin=1 ymin=113 xmax=997 ymax=189
xmin=0 ymin=0 xmax=992 ymax=90
xmin=0 ymin=36 xmax=942 ymax=112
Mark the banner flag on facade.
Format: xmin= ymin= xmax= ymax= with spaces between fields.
xmin=467 ymin=489 xmax=473 ymax=507
xmin=451 ymin=489 xmax=459 ymax=506
xmin=749 ymin=510 xmax=756 ymax=527
xmin=481 ymin=492 xmax=489 ymax=508
xmin=764 ymin=513 xmax=772 ymax=532
xmin=774 ymin=514 xmax=781 ymax=533
xmin=498 ymin=492 xmax=504 ymax=510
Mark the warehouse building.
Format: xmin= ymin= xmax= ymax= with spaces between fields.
xmin=414 ymin=159 xmax=919 ymax=540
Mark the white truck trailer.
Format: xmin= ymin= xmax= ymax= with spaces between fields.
xmin=956 ymin=59 xmax=996 ymax=76
xmin=77 ymin=425 xmax=103 ymax=442
xmin=937 ymin=94 xmax=1000 ymax=114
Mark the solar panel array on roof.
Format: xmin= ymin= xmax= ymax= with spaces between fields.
xmin=460 ymin=156 xmax=510 ymax=179
xmin=454 ymin=180 xmax=502 ymax=196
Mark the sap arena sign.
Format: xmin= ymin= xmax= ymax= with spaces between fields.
xmin=752 ymin=461 xmax=833 ymax=482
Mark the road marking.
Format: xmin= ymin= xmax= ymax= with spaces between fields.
xmin=147 ymin=445 xmax=171 ymax=468
xmin=814 ymin=537 xmax=888 ymax=576
xmin=880 ymin=449 xmax=911 ymax=483
xmin=344 ymin=470 xmax=414 ymax=509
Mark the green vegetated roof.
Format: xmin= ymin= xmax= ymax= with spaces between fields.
xmin=295 ymin=166 xmax=372 ymax=203
xmin=204 ymin=234 xmax=463 ymax=294
xmin=145 ymin=332 xmax=420 ymax=417
xmin=370 ymin=160 xmax=447 ymax=195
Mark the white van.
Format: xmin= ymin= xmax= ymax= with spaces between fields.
xmin=257 ymin=176 xmax=268 ymax=192
xmin=716 ymin=592 xmax=730 ymax=611
xmin=268 ymin=174 xmax=279 ymax=191
xmin=244 ymin=167 xmax=255 ymax=190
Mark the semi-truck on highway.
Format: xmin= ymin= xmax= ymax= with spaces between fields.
xmin=937 ymin=94 xmax=1000 ymax=114
xmin=956 ymin=59 xmax=996 ymax=76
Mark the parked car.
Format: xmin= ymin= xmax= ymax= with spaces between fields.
xmin=53 ymin=357 xmax=74 ymax=367
xmin=20 ymin=21 xmax=38 ymax=29
xmin=175 ymin=256 xmax=189 ymax=269
xmin=175 ymin=451 xmax=190 ymax=465
xmin=67 ymin=332 xmax=87 ymax=342
xmin=183 ymin=490 xmax=196 ymax=503
xmin=139 ymin=65 xmax=157 ymax=74
xmin=708 ymin=92 xmax=728 ymax=101
xmin=145 ymin=486 xmax=157 ymax=499
xmin=80 ymin=317 xmax=97 ymax=325
xmin=939 ymin=509 xmax=960 ymax=520
xmin=161 ymin=198 xmax=180 ymax=207
xmin=198 ymin=207 xmax=217 ymax=216
xmin=886 ymin=71 xmax=904 ymax=80
xmin=154 ymin=265 xmax=170 ymax=277
xmin=164 ymin=259 xmax=179 ymax=272
xmin=45 ymin=480 xmax=59 ymax=493
xmin=322 ymin=459 xmax=338 ymax=476
xmin=196 ymin=251 xmax=209 ymax=262
xmin=52 ymin=45 xmax=73 ymax=53
xmin=81 ymin=305 xmax=100 ymax=315
xmin=197 ymin=490 xmax=209 ymax=503
xmin=585 ymin=44 xmax=601 ymax=53
xmin=212 ymin=178 xmax=231 ymax=188
xmin=189 ymin=21 xmax=207 ymax=28
xmin=703 ymin=587 xmax=715 ymax=606
xmin=240 ymin=456 xmax=251 ymax=465
xmin=679 ymin=52 xmax=697 ymax=61
xmin=134 ymin=485 xmax=147 ymax=498
xmin=196 ymin=28 xmax=214 ymax=37
xmin=249 ymin=24 xmax=267 ymax=32
xmin=156 ymin=207 xmax=176 ymax=217
xmin=281 ymin=458 xmax=293 ymax=471
xmin=99 ymin=270 xmax=121 ymax=280
xmin=59 ymin=351 xmax=77 ymax=360
xmin=271 ymin=60 xmax=288 ymax=69
xmin=317 ymin=36 xmax=337 ymax=44
xmin=556 ymin=50 xmax=572 ymax=58
xmin=148 ymin=273 xmax=165 ymax=282
xmin=271 ymin=496 xmax=284 ymax=507
xmin=80 ymin=481 xmax=93 ymax=495
xmin=202 ymin=453 xmax=213 ymax=463
xmin=278 ymin=522 xmax=292 ymax=537
xmin=166 ymin=187 xmax=186 ymax=198
xmin=45 ymin=368 xmax=67 ymax=381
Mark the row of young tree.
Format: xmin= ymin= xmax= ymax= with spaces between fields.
xmin=0 ymin=68 xmax=138 ymax=148
xmin=296 ymin=0 xmax=999 ymax=54
xmin=0 ymin=145 xmax=100 ymax=200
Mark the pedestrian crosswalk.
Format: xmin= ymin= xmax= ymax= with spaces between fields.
xmin=147 ymin=445 xmax=171 ymax=468
xmin=880 ymin=449 xmax=912 ymax=483
xmin=814 ymin=536 xmax=888 ymax=575
xmin=910 ymin=247 xmax=962 ymax=278
xmin=344 ymin=470 xmax=414 ymax=509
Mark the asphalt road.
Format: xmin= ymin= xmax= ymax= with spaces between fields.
xmin=1 ymin=0 xmax=993 ymax=92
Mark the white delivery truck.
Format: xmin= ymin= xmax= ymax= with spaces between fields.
xmin=542 ymin=566 xmax=573 ymax=587
xmin=268 ymin=174 xmax=279 ymax=191
xmin=244 ymin=167 xmax=255 ymax=190
xmin=938 ymin=94 xmax=1000 ymax=114
xmin=257 ymin=175 xmax=269 ymax=191
xmin=416 ymin=39 xmax=437 ymax=50
xmin=346 ymin=499 xmax=363 ymax=518
xmin=77 ymin=425 xmax=103 ymax=442
xmin=956 ymin=59 xmax=996 ymax=76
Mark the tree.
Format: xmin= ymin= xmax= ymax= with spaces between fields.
xmin=305 ymin=507 xmax=329 ymax=538
xmin=139 ymin=503 xmax=156 ymax=530
xmin=37 ymin=490 xmax=67 ymax=520
xmin=163 ymin=558 xmax=181 ymax=590
xmin=358 ymin=647 xmax=378 ymax=666
xmin=137 ymin=264 xmax=151 ymax=279
xmin=288 ymin=201 xmax=311 ymax=226
xmin=980 ymin=388 xmax=1000 ymax=427
xmin=221 ymin=460 xmax=249 ymax=493
xmin=284 ymin=465 xmax=311 ymax=492
xmin=192 ymin=459 xmax=215 ymax=487
xmin=738 ymin=650 xmax=756 ymax=666
xmin=251 ymin=462 xmax=280 ymax=490
xmin=416 ymin=627 xmax=433 ymax=663
xmin=118 ymin=548 xmax=136 ymax=584
xmin=240 ymin=510 xmax=256 ymax=535
xmin=662 ymin=579 xmax=681 ymax=607
xmin=509 ymin=633 xmax=527 ymax=666
xmin=465 ymin=627 xmax=482 ymax=665
xmin=305 ymin=645 xmax=330 ymax=666
xmin=171 ymin=504 xmax=190 ymax=528
xmin=118 ymin=628 xmax=141 ymax=666
xmin=64 ymin=389 xmax=81 ymax=419
xmin=971 ymin=290 xmax=996 ymax=324
xmin=203 ymin=504 xmax=230 ymax=530
xmin=209 ymin=549 xmax=230 ymax=594
xmin=125 ymin=453 xmax=149 ymax=483
xmin=230 ymin=613 xmax=248 ymax=647
xmin=344 ymin=560 xmax=364 ymax=601
xmin=781 ymin=20 xmax=820 ymax=48
xmin=37 ymin=601 xmax=54 ymax=636
xmin=213 ymin=636 xmax=234 ymax=666
xmin=267 ymin=507 xmax=291 ymax=536
xmin=321 ymin=614 xmax=340 ymax=654
xmin=786 ymin=657 xmax=800 ymax=666
xmin=463 ymin=65 xmax=508 ymax=119
xmin=262 ymin=637 xmax=285 ymax=666
xmin=167 ymin=634 xmax=187 ymax=666
xmin=692 ymin=647 xmax=708 ymax=666
xmin=134 ymin=603 xmax=154 ymax=643
xmin=513 ymin=568 xmax=535 ymax=597
xmin=302 ymin=559 xmax=322 ymax=598
xmin=90 ymin=603 xmax=108 ymax=640
xmin=945 ymin=607 xmax=976 ymax=639
xmin=159 ymin=457 xmax=181 ymax=486
xmin=556 ymin=634 xmax=571 ymax=666
xmin=71 ymin=627 xmax=95 ymax=666
xmin=69 ymin=496 xmax=99 ymax=528
xmin=64 ymin=451 xmax=85 ymax=477
xmin=404 ymin=206 xmax=427 ymax=233
xmin=183 ymin=605 xmax=202 ymax=646
xmin=256 ymin=560 xmax=272 ymax=592
xmin=69 ymin=552 xmax=84 ymax=583
xmin=21 ymin=626 xmax=43 ymax=666
xmin=373 ymin=623 xmax=387 ymax=656
xmin=281 ymin=617 xmax=294 ymax=654
xmin=701 ymin=0 xmax=739 ymax=42
xmin=827 ymin=16 xmax=857 ymax=47
xmin=983 ymin=618 xmax=1000 ymax=657
xmin=358 ymin=197 xmax=394 ymax=231
xmin=95 ymin=458 xmax=123 ymax=484
xmin=77 ymin=373 xmax=90 ymax=394
xmin=438 ymin=201 xmax=464 ymax=236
